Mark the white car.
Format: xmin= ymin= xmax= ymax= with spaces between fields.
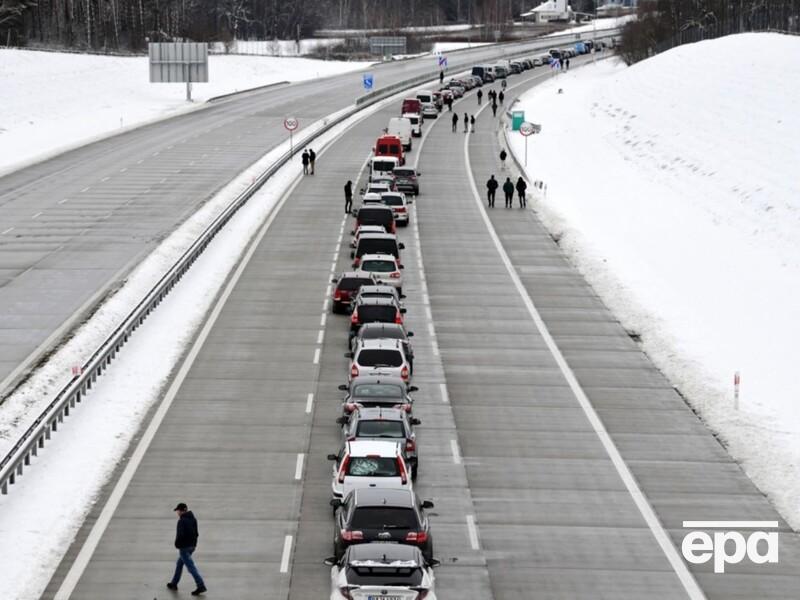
xmin=363 ymin=182 xmax=391 ymax=197
xmin=421 ymin=103 xmax=438 ymax=119
xmin=350 ymin=225 xmax=386 ymax=248
xmin=326 ymin=543 xmax=438 ymax=600
xmin=356 ymin=253 xmax=404 ymax=293
xmin=380 ymin=191 xmax=410 ymax=226
xmin=347 ymin=338 xmax=411 ymax=383
xmin=402 ymin=112 xmax=422 ymax=137
xmin=329 ymin=439 xmax=412 ymax=499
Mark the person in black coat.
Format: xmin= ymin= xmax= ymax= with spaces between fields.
xmin=486 ymin=175 xmax=498 ymax=208
xmin=516 ymin=176 xmax=528 ymax=208
xmin=491 ymin=101 xmax=498 ymax=117
xmin=301 ymin=150 xmax=309 ymax=175
xmin=451 ymin=112 xmax=458 ymax=133
xmin=463 ymin=112 xmax=469 ymax=133
xmin=167 ymin=502 xmax=207 ymax=595
xmin=470 ymin=115 xmax=476 ymax=132
xmin=499 ymin=148 xmax=507 ymax=170
xmin=477 ymin=89 xmax=483 ymax=105
xmin=503 ymin=177 xmax=515 ymax=208
xmin=308 ymin=148 xmax=316 ymax=174
xmin=498 ymin=90 xmax=505 ymax=105
xmin=344 ymin=180 xmax=353 ymax=214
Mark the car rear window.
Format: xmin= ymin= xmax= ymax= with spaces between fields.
xmin=361 ymin=260 xmax=396 ymax=273
xmin=382 ymin=195 xmax=403 ymax=206
xmin=353 ymin=384 xmax=403 ymax=398
xmin=361 ymin=327 xmax=402 ymax=340
xmin=358 ymin=209 xmax=393 ymax=227
xmin=351 ymin=506 xmax=418 ymax=528
xmin=357 ymin=349 xmax=403 ymax=368
xmin=393 ymin=169 xmax=414 ymax=177
xmin=338 ymin=277 xmax=373 ymax=291
xmin=357 ymin=305 xmax=396 ymax=323
xmin=356 ymin=239 xmax=398 ymax=257
xmin=372 ymin=160 xmax=395 ymax=172
xmin=345 ymin=565 xmax=423 ymax=586
xmin=356 ymin=420 xmax=405 ymax=438
xmin=346 ymin=457 xmax=399 ymax=477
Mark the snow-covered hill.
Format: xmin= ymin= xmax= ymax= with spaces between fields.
xmin=0 ymin=50 xmax=369 ymax=175
xmin=509 ymin=33 xmax=800 ymax=527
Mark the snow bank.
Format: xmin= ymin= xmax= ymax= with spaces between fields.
xmin=507 ymin=33 xmax=800 ymax=527
xmin=0 ymin=50 xmax=369 ymax=174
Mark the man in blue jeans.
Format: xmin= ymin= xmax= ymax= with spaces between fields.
xmin=167 ymin=502 xmax=207 ymax=596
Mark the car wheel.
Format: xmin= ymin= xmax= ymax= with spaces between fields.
xmin=423 ymin=541 xmax=433 ymax=563
xmin=332 ymin=301 xmax=342 ymax=314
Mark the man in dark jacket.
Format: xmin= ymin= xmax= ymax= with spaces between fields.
xmin=344 ymin=180 xmax=353 ymax=214
xmin=451 ymin=112 xmax=458 ymax=133
xmin=498 ymin=90 xmax=505 ymax=105
xmin=516 ymin=176 xmax=528 ymax=208
xmin=167 ymin=502 xmax=207 ymax=596
xmin=486 ymin=175 xmax=498 ymax=208
xmin=301 ymin=149 xmax=309 ymax=175
xmin=503 ymin=177 xmax=515 ymax=208
xmin=463 ymin=112 xmax=469 ymax=133
xmin=308 ymin=148 xmax=316 ymax=174
xmin=491 ymin=100 xmax=498 ymax=117
xmin=476 ymin=89 xmax=483 ymax=105
xmin=499 ymin=148 xmax=507 ymax=170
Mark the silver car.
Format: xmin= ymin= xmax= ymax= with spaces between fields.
xmin=356 ymin=253 xmax=404 ymax=294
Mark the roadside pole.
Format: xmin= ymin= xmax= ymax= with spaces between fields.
xmin=284 ymin=117 xmax=299 ymax=156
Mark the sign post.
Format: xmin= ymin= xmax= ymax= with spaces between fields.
xmin=734 ymin=371 xmax=741 ymax=409
xmin=518 ymin=121 xmax=540 ymax=167
xmin=284 ymin=117 xmax=299 ymax=156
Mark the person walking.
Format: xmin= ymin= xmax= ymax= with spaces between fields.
xmin=491 ymin=100 xmax=498 ymax=117
xmin=486 ymin=175 xmax=498 ymax=208
xmin=308 ymin=148 xmax=316 ymax=174
xmin=566 ymin=58 xmax=570 ymax=71
xmin=516 ymin=176 xmax=528 ymax=208
xmin=451 ymin=112 xmax=458 ymax=133
xmin=344 ymin=180 xmax=353 ymax=214
xmin=470 ymin=115 xmax=476 ymax=133
xmin=167 ymin=502 xmax=207 ymax=596
xmin=499 ymin=148 xmax=507 ymax=170
xmin=439 ymin=70 xmax=444 ymax=85
xmin=477 ymin=89 xmax=483 ymax=105
xmin=463 ymin=112 xmax=469 ymax=133
xmin=498 ymin=90 xmax=505 ymax=105
xmin=301 ymin=149 xmax=309 ymax=175
xmin=503 ymin=177 xmax=515 ymax=208
xmin=488 ymin=89 xmax=495 ymax=103
xmin=446 ymin=96 xmax=453 ymax=111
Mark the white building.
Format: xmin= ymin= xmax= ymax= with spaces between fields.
xmin=520 ymin=0 xmax=574 ymax=24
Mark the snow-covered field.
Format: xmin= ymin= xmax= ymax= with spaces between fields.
xmin=507 ymin=33 xmax=800 ymax=527
xmin=0 ymin=50 xmax=369 ymax=174
xmin=210 ymin=38 xmax=345 ymax=56
xmin=545 ymin=15 xmax=634 ymax=36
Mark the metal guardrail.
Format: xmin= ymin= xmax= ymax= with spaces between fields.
xmin=0 ymin=28 xmax=621 ymax=496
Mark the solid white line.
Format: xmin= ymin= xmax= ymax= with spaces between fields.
xmin=440 ymin=383 xmax=449 ymax=403
xmin=466 ymin=515 xmax=480 ymax=550
xmin=58 ymin=198 xmax=69 ymax=205
xmin=463 ymin=98 xmax=706 ymax=600
xmin=317 ymin=329 xmax=325 ymax=344
xmin=1 ymin=227 xmax=13 ymax=235
xmin=682 ymin=521 xmax=779 ymax=529
xmin=101 ymin=177 xmax=110 ymax=182
xmin=432 ymin=344 xmax=440 ymax=357
xmin=80 ymin=186 xmax=90 ymax=192
xmin=450 ymin=439 xmax=461 ymax=464
xmin=332 ymin=251 xmax=338 ymax=260
xmin=320 ymin=313 xmax=327 ymax=327
xmin=119 ymin=168 xmax=127 ymax=173
xmin=52 ymin=144 xmax=307 ymax=600
xmin=280 ymin=535 xmax=293 ymax=573
xmin=313 ymin=348 xmax=321 ymax=364
xmin=31 ymin=212 xmax=42 ymax=219
xmin=425 ymin=306 xmax=433 ymax=321
xmin=305 ymin=393 xmax=314 ymax=414
xmin=294 ymin=453 xmax=305 ymax=480
xmin=325 ymin=284 xmax=332 ymax=297
xmin=322 ymin=298 xmax=330 ymax=312
xmin=330 ymin=261 xmax=337 ymax=272
xmin=422 ymin=292 xmax=430 ymax=305
xmin=427 ymin=323 xmax=435 ymax=336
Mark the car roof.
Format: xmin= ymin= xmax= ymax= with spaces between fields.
xmin=357 ymin=285 xmax=399 ymax=295
xmin=346 ymin=541 xmax=422 ymax=563
xmin=358 ymin=205 xmax=393 ymax=213
xmin=349 ymin=375 xmax=407 ymax=387
xmin=337 ymin=271 xmax=375 ymax=281
xmin=353 ymin=406 xmax=406 ymax=421
xmin=357 ymin=338 xmax=402 ymax=350
xmin=380 ymin=192 xmax=405 ymax=199
xmin=359 ymin=322 xmax=405 ymax=334
xmin=355 ymin=296 xmax=397 ymax=307
xmin=357 ymin=233 xmax=398 ymax=242
xmin=353 ymin=487 xmax=415 ymax=507
xmin=360 ymin=253 xmax=397 ymax=262
xmin=347 ymin=439 xmax=400 ymax=456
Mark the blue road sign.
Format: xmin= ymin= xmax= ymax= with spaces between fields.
xmin=438 ymin=55 xmax=447 ymax=67
xmin=362 ymin=73 xmax=374 ymax=90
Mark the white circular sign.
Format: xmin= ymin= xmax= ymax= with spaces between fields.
xmin=284 ymin=117 xmax=299 ymax=131
xmin=519 ymin=121 xmax=536 ymax=136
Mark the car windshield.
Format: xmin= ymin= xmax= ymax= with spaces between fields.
xmin=362 ymin=328 xmax=402 ymax=341
xmin=382 ymin=196 xmax=403 ymax=206
xmin=357 ymin=305 xmax=396 ymax=323
xmin=393 ymin=169 xmax=414 ymax=177
xmin=373 ymin=160 xmax=395 ymax=172
xmin=361 ymin=260 xmax=396 ymax=273
xmin=353 ymin=384 xmax=404 ymax=398
xmin=346 ymin=457 xmax=399 ymax=477
xmin=345 ymin=565 xmax=423 ymax=587
xmin=356 ymin=420 xmax=405 ymax=438
xmin=338 ymin=277 xmax=373 ymax=291
xmin=358 ymin=349 xmax=403 ymax=368
xmin=351 ymin=506 xmax=418 ymax=529
xmin=357 ymin=240 xmax=398 ymax=257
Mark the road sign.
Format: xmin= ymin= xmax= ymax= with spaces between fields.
xmin=149 ymin=42 xmax=209 ymax=101
xmin=362 ymin=73 xmax=374 ymax=90
xmin=519 ymin=121 xmax=540 ymax=136
xmin=551 ymin=58 xmax=561 ymax=71
xmin=438 ymin=55 xmax=447 ymax=67
xmin=284 ymin=117 xmax=299 ymax=131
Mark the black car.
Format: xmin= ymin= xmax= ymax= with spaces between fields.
xmin=331 ymin=272 xmax=378 ymax=314
xmin=350 ymin=322 xmax=414 ymax=373
xmin=349 ymin=296 xmax=404 ymax=338
xmin=355 ymin=205 xmax=396 ymax=234
xmin=351 ymin=233 xmax=404 ymax=266
xmin=339 ymin=375 xmax=418 ymax=417
xmin=331 ymin=488 xmax=434 ymax=561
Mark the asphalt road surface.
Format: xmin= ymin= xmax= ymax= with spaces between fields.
xmin=41 ymin=58 xmax=800 ymax=600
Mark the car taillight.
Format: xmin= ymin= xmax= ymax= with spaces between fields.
xmin=344 ymin=403 xmax=358 ymax=413
xmin=405 ymin=439 xmax=416 ymax=452
xmin=334 ymin=290 xmax=342 ymax=300
xmin=353 ymin=257 xmax=361 ymax=267
xmin=416 ymin=591 xmax=429 ymax=600
xmin=389 ymin=272 xmax=401 ymax=279
xmin=338 ymin=456 xmax=350 ymax=483
xmin=396 ymin=207 xmax=406 ymax=213
xmin=395 ymin=311 xmax=403 ymax=324
xmin=339 ymin=587 xmax=354 ymax=600
xmin=350 ymin=310 xmax=359 ymax=324
xmin=406 ymin=530 xmax=427 ymax=544
xmin=395 ymin=403 xmax=412 ymax=413
xmin=350 ymin=364 xmax=359 ymax=378
xmin=341 ymin=529 xmax=363 ymax=542
xmin=397 ymin=457 xmax=408 ymax=484
xmin=400 ymin=366 xmax=409 ymax=381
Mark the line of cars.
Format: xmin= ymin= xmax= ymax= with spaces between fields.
xmin=323 ymin=99 xmax=441 ymax=599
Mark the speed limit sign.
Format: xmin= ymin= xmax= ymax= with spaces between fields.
xmin=519 ymin=121 xmax=536 ymax=136
xmin=284 ymin=117 xmax=299 ymax=131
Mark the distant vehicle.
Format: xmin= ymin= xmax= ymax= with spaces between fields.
xmin=403 ymin=112 xmax=422 ymax=138
xmin=341 ymin=406 xmax=420 ymax=479
xmin=349 ymin=296 xmax=406 ymax=340
xmin=549 ymin=48 xmax=563 ymax=60
xmin=350 ymin=225 xmax=386 ymax=248
xmin=401 ymin=97 xmax=422 ymax=116
xmin=354 ymin=204 xmax=396 ymax=234
xmin=431 ymin=91 xmax=444 ymax=110
xmin=338 ymin=375 xmax=418 ymax=417
xmin=325 ymin=542 xmax=439 ymax=600
xmin=493 ymin=65 xmax=508 ymax=79
xmin=362 ymin=182 xmax=392 ymax=197
xmin=352 ymin=232 xmax=404 ymax=267
xmin=539 ymin=53 xmax=552 ymax=64
xmin=374 ymin=135 xmax=404 ymax=166
xmin=351 ymin=285 xmax=406 ymax=312
xmin=330 ymin=272 xmax=379 ymax=314
xmin=392 ymin=166 xmax=420 ymax=196
xmin=387 ymin=117 xmax=412 ymax=151
xmin=508 ymin=61 xmax=523 ymax=74
xmin=471 ymin=65 xmax=493 ymax=82
xmin=415 ymin=90 xmax=434 ymax=106
xmin=369 ymin=156 xmax=399 ymax=181
xmin=328 ymin=440 xmax=412 ymax=500
xmin=330 ymin=488 xmax=434 ymax=561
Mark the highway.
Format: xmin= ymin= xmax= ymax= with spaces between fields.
xmin=40 ymin=57 xmax=800 ymax=599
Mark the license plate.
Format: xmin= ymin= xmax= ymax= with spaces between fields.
xmin=368 ymin=596 xmax=402 ymax=600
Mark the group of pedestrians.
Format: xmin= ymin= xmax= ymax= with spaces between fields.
xmin=301 ymin=148 xmax=316 ymax=175
xmin=451 ymin=112 xmax=475 ymax=133
xmin=486 ymin=174 xmax=527 ymax=209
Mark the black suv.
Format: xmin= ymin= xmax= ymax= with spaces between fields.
xmin=331 ymin=488 xmax=434 ymax=561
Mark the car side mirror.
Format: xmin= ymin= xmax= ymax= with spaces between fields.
xmin=408 ymin=385 xmax=419 ymax=392
xmin=400 ymin=308 xmax=407 ymax=314
xmin=411 ymin=418 xmax=421 ymax=425
xmin=350 ymin=251 xmax=355 ymax=258
xmin=407 ymin=198 xmax=413 ymax=204
xmin=399 ymin=264 xmax=405 ymax=269
xmin=331 ymin=278 xmax=337 ymax=284
xmin=338 ymin=384 xmax=348 ymax=391
xmin=359 ymin=188 xmax=365 ymax=194
xmin=336 ymin=416 xmax=348 ymax=425
xmin=416 ymin=172 xmax=422 ymax=176
xmin=400 ymin=294 xmax=407 ymax=299
xmin=399 ymin=243 xmax=405 ymax=249
xmin=406 ymin=331 xmax=413 ymax=337
xmin=421 ymin=500 xmax=435 ymax=509
xmin=327 ymin=454 xmax=339 ymax=461
xmin=323 ymin=557 xmax=337 ymax=566
xmin=344 ymin=352 xmax=353 ymax=358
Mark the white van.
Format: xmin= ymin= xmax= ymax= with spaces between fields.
xmin=387 ymin=117 xmax=412 ymax=151
xmin=403 ymin=112 xmax=422 ymax=138
xmin=416 ymin=90 xmax=434 ymax=105
xmin=369 ymin=156 xmax=399 ymax=182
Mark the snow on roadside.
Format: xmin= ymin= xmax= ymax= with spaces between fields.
xmin=506 ymin=33 xmax=800 ymax=527
xmin=0 ymin=51 xmax=369 ymax=175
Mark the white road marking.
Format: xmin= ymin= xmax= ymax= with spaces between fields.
xmin=320 ymin=313 xmax=327 ymax=327
xmin=119 ymin=168 xmax=127 ymax=173
xmin=462 ymin=102 xmax=706 ymax=600
xmin=440 ymin=383 xmax=449 ymax=404
xmin=317 ymin=329 xmax=325 ymax=344
xmin=683 ymin=521 xmax=779 ymax=529
xmin=159 ymin=178 xmax=167 ymax=184
xmin=152 ymin=151 xmax=159 ymax=156
xmin=101 ymin=177 xmax=110 ymax=182
xmin=332 ymin=251 xmax=338 ymax=260
xmin=432 ymin=344 xmax=440 ymax=357
xmin=325 ymin=284 xmax=332 ymax=297
xmin=58 ymin=198 xmax=69 ymax=204
xmin=322 ymin=298 xmax=330 ymax=312
xmin=136 ymin=159 xmax=144 ymax=164
xmin=1 ymin=227 xmax=13 ymax=235
xmin=80 ymin=186 xmax=90 ymax=192
xmin=427 ymin=323 xmax=435 ymax=336
xmin=330 ymin=261 xmax=337 ymax=272
xmin=294 ymin=453 xmax=305 ymax=480
xmin=425 ymin=306 xmax=433 ymax=321
xmin=31 ymin=212 xmax=42 ymax=219
xmin=280 ymin=535 xmax=293 ymax=573
xmin=466 ymin=515 xmax=480 ymax=550
xmin=423 ymin=292 xmax=429 ymax=305
xmin=167 ymin=145 xmax=174 ymax=150
xmin=450 ymin=439 xmax=462 ymax=464
xmin=305 ymin=393 xmax=314 ymax=414
xmin=313 ymin=348 xmax=321 ymax=364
